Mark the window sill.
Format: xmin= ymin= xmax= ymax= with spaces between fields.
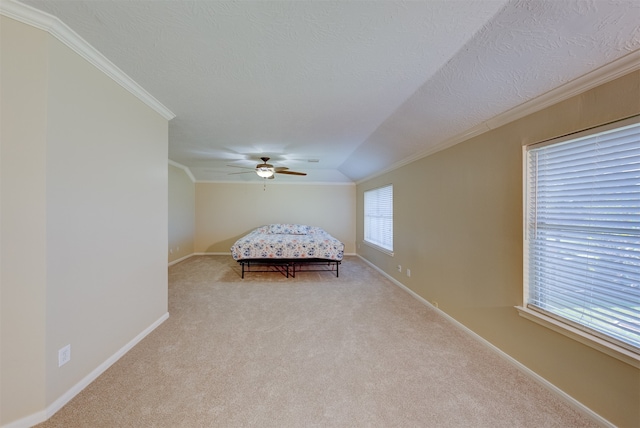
xmin=362 ymin=240 xmax=394 ymax=257
xmin=515 ymin=306 xmax=640 ymax=369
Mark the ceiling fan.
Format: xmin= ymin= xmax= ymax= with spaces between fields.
xmin=228 ymin=157 xmax=307 ymax=179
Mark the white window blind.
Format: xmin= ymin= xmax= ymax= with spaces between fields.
xmin=364 ymin=185 xmax=393 ymax=252
xmin=525 ymin=118 xmax=640 ymax=352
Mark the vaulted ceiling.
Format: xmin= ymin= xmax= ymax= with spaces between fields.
xmin=17 ymin=0 xmax=640 ymax=183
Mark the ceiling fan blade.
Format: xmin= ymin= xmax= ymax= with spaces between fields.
xmin=277 ymin=170 xmax=307 ymax=176
xmin=274 ymin=167 xmax=289 ymax=172
xmin=228 ymin=171 xmax=254 ymax=175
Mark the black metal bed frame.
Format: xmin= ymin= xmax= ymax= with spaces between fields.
xmin=238 ymin=258 xmax=341 ymax=279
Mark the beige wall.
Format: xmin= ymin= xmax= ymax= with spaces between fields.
xmin=1 ymin=16 xmax=49 ymax=422
xmin=1 ymin=17 xmax=169 ymax=426
xmin=195 ymin=182 xmax=356 ymax=254
xmin=357 ymin=71 xmax=640 ymax=427
xmin=169 ymin=164 xmax=195 ymax=263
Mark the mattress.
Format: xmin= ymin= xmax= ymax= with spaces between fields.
xmin=230 ymin=224 xmax=344 ymax=262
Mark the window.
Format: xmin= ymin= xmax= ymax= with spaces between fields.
xmin=364 ymin=185 xmax=393 ymax=253
xmin=522 ymin=117 xmax=640 ymax=360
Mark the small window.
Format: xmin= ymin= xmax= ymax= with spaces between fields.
xmin=364 ymin=185 xmax=393 ymax=253
xmin=523 ymin=117 xmax=640 ymax=356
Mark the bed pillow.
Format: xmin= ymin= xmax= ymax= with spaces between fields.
xmin=268 ymin=223 xmax=309 ymax=235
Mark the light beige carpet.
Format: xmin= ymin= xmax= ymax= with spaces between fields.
xmin=36 ymin=256 xmax=598 ymax=427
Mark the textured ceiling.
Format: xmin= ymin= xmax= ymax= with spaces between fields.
xmin=17 ymin=0 xmax=640 ymax=183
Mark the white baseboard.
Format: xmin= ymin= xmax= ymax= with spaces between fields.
xmin=355 ymin=255 xmax=614 ymax=428
xmin=1 ymin=410 xmax=47 ymax=428
xmin=168 ymin=253 xmax=195 ymax=266
xmin=2 ymin=313 xmax=170 ymax=428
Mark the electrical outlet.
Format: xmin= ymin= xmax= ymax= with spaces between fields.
xmin=397 ymin=264 xmax=402 ymax=272
xmin=58 ymin=344 xmax=71 ymax=367
xmin=169 ymin=248 xmax=173 ymax=254
xmin=406 ymin=268 xmax=411 ymax=277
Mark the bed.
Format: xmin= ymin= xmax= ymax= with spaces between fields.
xmin=230 ymin=224 xmax=344 ymax=278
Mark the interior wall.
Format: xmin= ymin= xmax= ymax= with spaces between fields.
xmin=356 ymin=71 xmax=640 ymax=428
xmin=169 ymin=164 xmax=195 ymax=263
xmin=0 ymin=16 xmax=49 ymax=424
xmin=1 ymin=16 xmax=169 ymax=426
xmin=45 ymin=32 xmax=169 ymax=407
xmin=195 ymin=182 xmax=356 ymax=254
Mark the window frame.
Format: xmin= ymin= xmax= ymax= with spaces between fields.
xmin=363 ymin=184 xmax=394 ymax=255
xmin=518 ymin=115 xmax=640 ymax=368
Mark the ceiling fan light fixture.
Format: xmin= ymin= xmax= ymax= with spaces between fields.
xmin=256 ymin=165 xmax=275 ymax=178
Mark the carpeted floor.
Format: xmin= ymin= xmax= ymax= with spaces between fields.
xmin=36 ymin=255 xmax=598 ymax=427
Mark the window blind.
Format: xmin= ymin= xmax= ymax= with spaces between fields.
xmin=364 ymin=185 xmax=393 ymax=252
xmin=525 ymin=119 xmax=640 ymax=352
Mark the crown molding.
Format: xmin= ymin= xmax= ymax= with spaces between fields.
xmin=356 ymin=50 xmax=640 ymax=185
xmin=168 ymin=160 xmax=196 ymax=183
xmin=0 ymin=0 xmax=176 ymax=121
xmin=483 ymin=50 xmax=640 ymax=130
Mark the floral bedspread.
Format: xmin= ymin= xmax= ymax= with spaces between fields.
xmin=231 ymin=224 xmax=344 ymax=261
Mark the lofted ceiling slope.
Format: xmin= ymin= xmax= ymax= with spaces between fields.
xmin=16 ymin=0 xmax=640 ymax=183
